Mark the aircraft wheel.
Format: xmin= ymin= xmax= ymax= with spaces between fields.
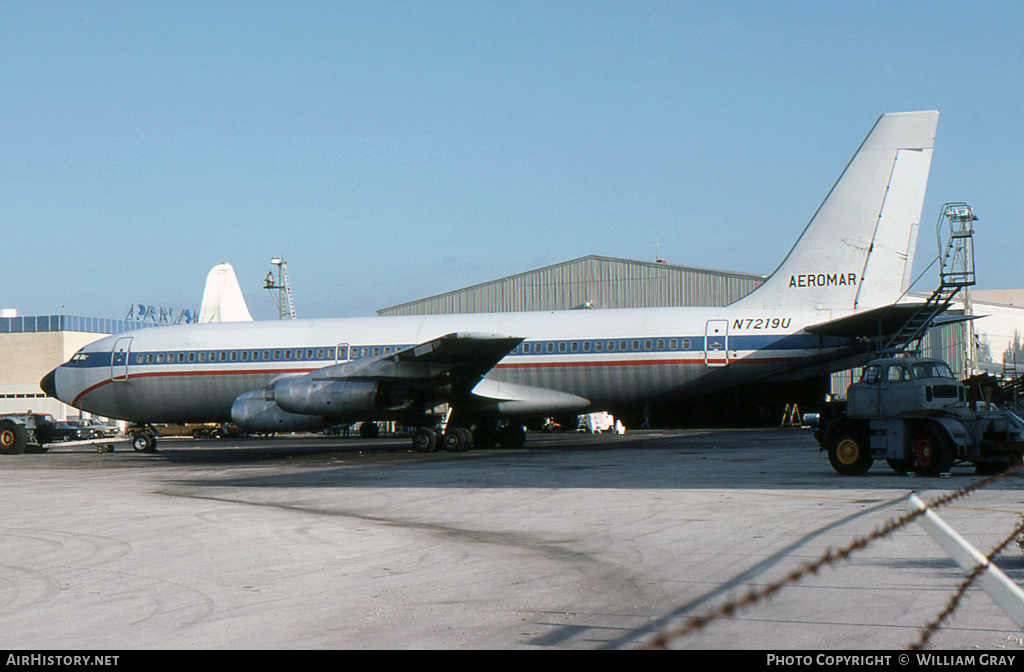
xmin=825 ymin=425 xmax=872 ymax=475
xmin=0 ymin=421 xmax=27 ymax=455
xmin=442 ymin=429 xmax=469 ymax=452
xmin=455 ymin=427 xmax=473 ymax=449
xmin=497 ymin=424 xmax=527 ymax=450
xmin=913 ymin=427 xmax=954 ymax=476
xmin=132 ymin=434 xmax=157 ymax=452
xmin=411 ymin=428 xmax=437 ymax=453
xmin=471 ymin=423 xmax=499 ymax=450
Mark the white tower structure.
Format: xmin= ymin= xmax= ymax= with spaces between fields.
xmin=264 ymin=256 xmax=297 ymax=320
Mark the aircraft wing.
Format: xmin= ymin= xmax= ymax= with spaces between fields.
xmin=310 ymin=332 xmax=524 ymax=390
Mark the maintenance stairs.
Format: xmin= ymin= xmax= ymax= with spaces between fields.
xmin=882 ymin=203 xmax=977 ymax=352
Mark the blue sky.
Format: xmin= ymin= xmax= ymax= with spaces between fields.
xmin=1 ymin=1 xmax=1021 ymax=320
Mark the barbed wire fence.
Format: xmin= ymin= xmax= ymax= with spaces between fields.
xmin=641 ymin=463 xmax=1024 ymax=650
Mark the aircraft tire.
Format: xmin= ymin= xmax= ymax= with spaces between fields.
xmin=825 ymin=423 xmax=872 ymax=476
xmin=497 ymin=424 xmax=527 ymax=450
xmin=913 ymin=426 xmax=954 ymax=476
xmin=0 ymin=421 xmax=28 ymax=455
xmin=412 ymin=428 xmax=437 ymax=453
xmin=132 ymin=434 xmax=157 ymax=453
xmin=442 ymin=429 xmax=469 ymax=453
xmin=471 ymin=423 xmax=499 ymax=450
xmin=455 ymin=427 xmax=473 ymax=450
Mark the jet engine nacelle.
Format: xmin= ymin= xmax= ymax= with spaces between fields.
xmin=230 ymin=389 xmax=332 ymax=434
xmin=271 ymin=377 xmax=379 ymax=417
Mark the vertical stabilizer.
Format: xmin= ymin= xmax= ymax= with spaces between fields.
xmin=733 ymin=111 xmax=938 ymax=311
xmin=199 ymin=263 xmax=255 ymax=323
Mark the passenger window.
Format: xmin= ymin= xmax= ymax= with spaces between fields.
xmin=230 ymin=352 xmax=237 ymax=361
xmin=262 ymin=351 xmax=269 ymax=361
xmin=632 ymin=340 xmax=640 ymax=351
xmin=620 ymin=341 xmax=628 ymax=351
xmin=284 ymin=350 xmax=292 ymax=360
xmin=198 ymin=352 xmax=206 ymax=362
xmin=373 ymin=347 xmax=380 ymax=356
xmin=188 ymin=352 xmax=195 ymax=363
xmin=317 ymin=348 xmax=325 ymax=359
xmin=177 ymin=353 xmax=184 ymax=363
xmin=607 ymin=341 xmax=615 ymax=352
xmin=546 ymin=342 xmax=554 ymax=353
xmin=582 ymin=341 xmax=590 ymax=352
xmin=534 ymin=343 xmax=542 ymax=354
xmin=657 ymin=339 xmax=665 ymax=350
xmin=644 ymin=340 xmax=652 ymax=351
xmin=558 ymin=343 xmax=566 ymax=353
xmin=682 ymin=339 xmax=691 ymax=349
xmin=669 ymin=339 xmax=677 ymax=350
xmin=157 ymin=354 xmax=164 ymax=363
xmin=595 ymin=341 xmax=603 ymax=352
xmin=146 ymin=354 xmax=153 ymax=364
xmin=136 ymin=354 xmax=144 ymax=364
xmin=306 ymin=349 xmax=314 ymax=359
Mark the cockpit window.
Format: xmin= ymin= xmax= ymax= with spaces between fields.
xmin=912 ymin=362 xmax=955 ymax=380
xmin=70 ymin=352 xmax=90 ymax=363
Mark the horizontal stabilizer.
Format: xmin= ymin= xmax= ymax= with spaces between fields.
xmin=804 ymin=302 xmax=975 ymax=339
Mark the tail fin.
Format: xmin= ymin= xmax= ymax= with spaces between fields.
xmin=733 ymin=111 xmax=938 ymax=311
xmin=199 ymin=263 xmax=255 ymax=323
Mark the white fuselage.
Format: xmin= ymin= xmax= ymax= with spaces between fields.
xmin=51 ymin=305 xmax=859 ymax=424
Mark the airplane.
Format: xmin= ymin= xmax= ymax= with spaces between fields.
xmin=41 ymin=110 xmax=940 ymax=453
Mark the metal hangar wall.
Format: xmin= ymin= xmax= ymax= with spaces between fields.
xmin=377 ymin=255 xmax=767 ymax=316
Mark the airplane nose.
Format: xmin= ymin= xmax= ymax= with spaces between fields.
xmin=40 ymin=368 xmax=57 ymax=398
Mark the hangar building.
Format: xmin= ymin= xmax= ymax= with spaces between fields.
xmin=378 ymin=255 xmax=767 ymax=315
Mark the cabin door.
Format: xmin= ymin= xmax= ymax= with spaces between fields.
xmin=704 ymin=320 xmax=729 ymax=367
xmin=111 ymin=337 xmax=133 ymax=381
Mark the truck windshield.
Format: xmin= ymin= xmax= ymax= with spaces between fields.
xmin=912 ymin=362 xmax=954 ymax=380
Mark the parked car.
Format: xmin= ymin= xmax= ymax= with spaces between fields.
xmin=35 ymin=418 xmax=86 ymax=442
xmin=77 ymin=419 xmax=119 ymax=438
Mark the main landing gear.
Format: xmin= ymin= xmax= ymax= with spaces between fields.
xmin=410 ymin=423 xmax=527 ymax=453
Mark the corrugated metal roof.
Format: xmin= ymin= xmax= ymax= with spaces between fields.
xmin=377 ymin=255 xmax=766 ymax=316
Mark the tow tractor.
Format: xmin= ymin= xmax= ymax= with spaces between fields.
xmin=0 ymin=413 xmax=116 ymax=454
xmin=815 ymin=356 xmax=1024 ymax=476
